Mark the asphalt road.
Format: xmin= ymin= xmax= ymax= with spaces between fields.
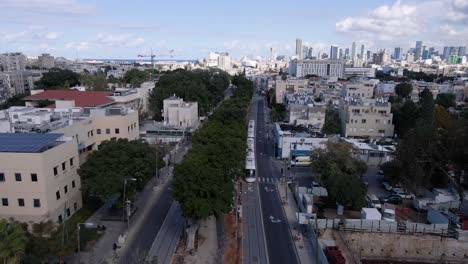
xmin=255 ymin=97 xmax=299 ymax=264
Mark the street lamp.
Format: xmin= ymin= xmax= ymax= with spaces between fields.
xmin=77 ymin=222 xmax=96 ymax=264
xmin=122 ymin=177 xmax=137 ymax=230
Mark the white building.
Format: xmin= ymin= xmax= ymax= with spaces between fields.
xmin=341 ymin=79 xmax=379 ymax=99
xmin=274 ymin=123 xmax=327 ymax=159
xmin=344 ymin=67 xmax=376 ymax=78
xmin=163 ymin=95 xmax=199 ymax=128
xmin=289 ymin=59 xmax=345 ymax=78
xmin=0 ymin=52 xmax=27 ymax=72
xmin=37 ymin=53 xmax=55 ymax=69
xmin=288 ymin=104 xmax=326 ymax=129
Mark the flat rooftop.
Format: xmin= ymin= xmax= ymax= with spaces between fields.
xmin=0 ymin=133 xmax=65 ymax=153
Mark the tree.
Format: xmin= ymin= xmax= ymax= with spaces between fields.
xmin=392 ymin=100 xmax=419 ymax=137
xmin=394 ymin=82 xmax=413 ymax=98
xmin=435 ymin=93 xmax=456 ymax=109
xmin=310 ymin=141 xmax=367 ymax=209
xmin=322 ymin=105 xmax=341 ymax=135
xmin=80 ymin=73 xmax=108 ymax=91
xmin=0 ymin=93 xmax=28 ymax=110
xmin=122 ymin=69 xmax=150 ymax=87
xmin=0 ymin=220 xmax=27 ymax=264
xmin=78 ymin=139 xmax=164 ymax=202
xmin=35 ymin=68 xmax=80 ymax=89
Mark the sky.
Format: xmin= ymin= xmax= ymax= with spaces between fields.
xmin=0 ymin=0 xmax=467 ymax=60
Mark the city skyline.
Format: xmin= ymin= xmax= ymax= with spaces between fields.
xmin=0 ymin=0 xmax=467 ymax=59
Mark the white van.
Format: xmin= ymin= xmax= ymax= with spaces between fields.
xmin=290 ymin=156 xmax=311 ymax=166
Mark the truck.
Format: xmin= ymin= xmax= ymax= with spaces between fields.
xmin=381 ymin=203 xmax=396 ymax=221
xmin=361 ymin=208 xmax=382 ymax=220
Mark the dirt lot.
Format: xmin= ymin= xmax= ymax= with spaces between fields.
xmin=223 ymin=212 xmax=241 ymax=264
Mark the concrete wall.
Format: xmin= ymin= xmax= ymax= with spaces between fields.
xmin=341 ymin=231 xmax=468 ymax=263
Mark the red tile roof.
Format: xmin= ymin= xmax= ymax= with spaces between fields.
xmin=25 ymin=90 xmax=114 ymax=108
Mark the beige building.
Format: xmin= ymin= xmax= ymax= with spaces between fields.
xmin=0 ymin=133 xmax=82 ymax=223
xmin=274 ymin=79 xmax=309 ymax=104
xmin=341 ymin=79 xmax=379 ymax=99
xmin=340 ymin=98 xmax=394 ymax=138
xmin=163 ymin=96 xmax=198 ymax=128
xmin=37 ymin=53 xmax=55 ymax=69
xmin=288 ymin=104 xmax=326 ymax=129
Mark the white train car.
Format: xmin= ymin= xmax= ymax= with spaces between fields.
xmin=245 ymin=119 xmax=256 ymax=182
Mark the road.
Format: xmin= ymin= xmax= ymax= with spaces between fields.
xmin=256 ymin=97 xmax=299 ymax=264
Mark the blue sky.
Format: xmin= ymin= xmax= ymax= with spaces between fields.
xmin=0 ymin=0 xmax=467 ymax=59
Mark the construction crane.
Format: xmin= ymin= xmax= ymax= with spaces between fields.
xmin=137 ymin=49 xmax=175 ymax=80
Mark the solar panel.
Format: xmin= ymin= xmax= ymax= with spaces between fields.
xmin=0 ymin=133 xmax=64 ymax=153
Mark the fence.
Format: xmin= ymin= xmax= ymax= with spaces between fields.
xmin=306 ymin=223 xmax=329 ymax=264
xmin=312 ymin=218 xmax=450 ymax=236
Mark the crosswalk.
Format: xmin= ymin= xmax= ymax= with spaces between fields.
xmin=257 ymin=177 xmax=281 ymax=183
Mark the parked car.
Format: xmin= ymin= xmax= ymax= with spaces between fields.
xmin=366 ymin=194 xmax=382 ymax=209
xmin=381 ymin=195 xmax=403 ymax=205
xmin=392 ymin=188 xmax=414 ymax=199
xmin=382 ymin=181 xmax=393 ymax=191
xmin=378 ymin=169 xmax=384 ymax=175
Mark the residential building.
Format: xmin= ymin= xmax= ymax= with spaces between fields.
xmin=0 ymin=53 xmax=26 ymax=72
xmin=274 ymin=79 xmax=309 ymax=104
xmin=163 ymin=95 xmax=199 ymax=128
xmin=342 ymin=138 xmax=395 ymax=166
xmin=217 ymin=52 xmax=232 ymax=71
xmin=37 ymin=53 xmax=55 ymax=69
xmin=341 ymin=79 xmax=379 ymax=99
xmin=273 ymin=123 xmax=327 ymax=159
xmin=339 ymin=98 xmax=394 ymax=138
xmin=288 ymin=104 xmax=326 ymax=129
xmin=296 ymin=38 xmax=303 ymax=59
xmin=288 ymin=59 xmax=345 ymax=78
xmin=0 ymin=71 xmax=38 ymax=100
xmin=0 ymin=133 xmax=82 ymax=223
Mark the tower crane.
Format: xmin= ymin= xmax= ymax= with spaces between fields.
xmin=137 ymin=49 xmax=175 ymax=80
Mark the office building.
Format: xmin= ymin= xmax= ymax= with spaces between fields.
xmin=338 ymin=48 xmax=343 ymax=59
xmin=0 ymin=53 xmax=27 ymax=72
xmin=288 ymin=59 xmax=345 ymax=78
xmin=163 ymin=95 xmax=199 ymax=128
xmin=459 ymin=46 xmax=466 ymax=57
xmin=0 ymin=133 xmax=82 ymax=223
xmin=307 ymin=47 xmax=314 ymax=59
xmin=415 ymin=41 xmax=423 ymax=61
xmin=345 ymin=48 xmax=350 ymax=60
xmin=351 ymin=42 xmax=357 ymax=61
xmin=330 ymin=45 xmax=339 ymax=60
xmin=366 ymin=51 xmax=371 ymax=62
xmin=37 ymin=53 xmax=55 ymax=69
xmin=360 ymin=45 xmax=365 ymax=60
xmin=394 ymin=47 xmax=402 ymax=60
xmin=344 ymin=68 xmax=376 ymax=78
xmin=339 ymin=98 xmax=394 ymax=138
xmin=296 ymin=38 xmax=303 ymax=59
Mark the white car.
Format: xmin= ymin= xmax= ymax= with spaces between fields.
xmin=366 ymin=194 xmax=382 ymax=209
xmin=382 ymin=182 xmax=393 ymax=191
xmin=392 ymin=188 xmax=414 ymax=199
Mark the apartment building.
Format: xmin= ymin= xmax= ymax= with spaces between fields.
xmin=288 ymin=104 xmax=326 ymax=129
xmin=0 ymin=52 xmax=27 ymax=72
xmin=37 ymin=53 xmax=55 ymax=69
xmin=274 ymin=79 xmax=309 ymax=104
xmin=341 ymin=79 xmax=379 ymax=99
xmin=339 ymin=98 xmax=394 ymax=138
xmin=163 ymin=95 xmax=198 ymax=128
xmin=0 ymin=133 xmax=82 ymax=223
xmin=288 ymin=59 xmax=345 ymax=78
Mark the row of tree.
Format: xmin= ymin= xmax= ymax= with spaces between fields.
xmin=383 ymin=84 xmax=468 ymax=195
xmin=148 ymin=69 xmax=230 ymax=120
xmin=173 ymin=74 xmax=254 ymax=220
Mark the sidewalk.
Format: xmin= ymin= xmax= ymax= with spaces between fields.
xmin=183 ymin=216 xmax=218 ymax=264
xmin=277 ymin=182 xmax=314 ymax=264
xmin=71 ymin=141 xmax=191 ymax=264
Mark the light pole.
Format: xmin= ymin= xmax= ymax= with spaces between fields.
xmin=122 ymin=177 xmax=137 ymax=230
xmin=77 ymin=222 xmax=95 ymax=264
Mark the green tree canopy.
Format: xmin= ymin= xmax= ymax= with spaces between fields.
xmin=35 ymin=67 xmax=80 ymax=89
xmin=78 ymin=139 xmax=164 ymax=202
xmin=80 ymin=73 xmax=108 ymax=91
xmin=394 ymin=82 xmax=413 ymax=98
xmin=310 ymin=141 xmax=367 ymax=209
xmin=122 ymin=69 xmax=150 ymax=87
xmin=322 ymin=104 xmax=341 ymax=135
xmin=435 ymin=93 xmax=456 ymax=109
xmin=0 ymin=220 xmax=27 ymax=264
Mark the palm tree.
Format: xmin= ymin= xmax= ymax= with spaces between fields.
xmin=0 ymin=220 xmax=27 ymax=264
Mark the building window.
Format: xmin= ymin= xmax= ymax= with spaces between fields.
xmin=0 ymin=173 xmax=4 ymax=182
xmin=376 ymin=119 xmax=380 ymax=124
xmin=66 ymin=208 xmax=71 ymax=217
xmin=18 ymin=198 xmax=24 ymax=207
xmin=70 ymin=158 xmax=74 ymax=167
xmin=97 ymin=129 xmax=101 ymax=134
xmin=33 ymin=199 xmax=41 ymax=208
xmin=2 ymin=198 xmax=8 ymax=206
xmin=58 ymin=214 xmax=63 ymax=223
xmin=72 ymin=180 xmax=76 ymax=188
xmin=378 ymin=130 xmax=386 ymax=134
xmin=74 ymin=202 xmax=78 ymax=210
xmin=56 ymin=191 xmax=61 ymax=200
xmin=64 ymin=185 xmax=68 ymax=194
xmin=361 ymin=119 xmax=366 ymax=124
xmin=106 ymin=128 xmax=110 ymax=134
xmin=31 ymin=173 xmax=38 ymax=182
xmin=115 ymin=128 xmax=120 ymax=134
xmin=62 ymin=162 xmax=66 ymax=171
xmin=15 ymin=173 xmax=22 ymax=182
xmin=54 ymin=166 xmax=58 ymax=176
xmin=128 ymin=126 xmax=130 ymax=132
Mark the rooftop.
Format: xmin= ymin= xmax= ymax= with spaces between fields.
xmin=25 ymin=90 xmax=114 ymax=108
xmin=0 ymin=133 xmax=65 ymax=153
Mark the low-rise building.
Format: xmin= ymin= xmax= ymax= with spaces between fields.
xmin=344 ymin=67 xmax=376 ymax=78
xmin=274 ymin=123 xmax=327 ymax=159
xmin=288 ymin=104 xmax=326 ymax=129
xmin=341 ymin=79 xmax=379 ymax=99
xmin=163 ymin=95 xmax=198 ymax=128
xmin=288 ymin=59 xmax=345 ymax=78
xmin=37 ymin=53 xmax=55 ymax=69
xmin=274 ymin=78 xmax=309 ymax=104
xmin=0 ymin=133 xmax=82 ymax=223
xmin=339 ymin=98 xmax=394 ymax=138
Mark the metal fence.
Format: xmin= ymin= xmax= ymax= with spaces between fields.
xmin=306 ymin=223 xmax=329 ymax=264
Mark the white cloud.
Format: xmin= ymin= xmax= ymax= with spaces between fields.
xmin=335 ymin=0 xmax=468 ymax=48
xmin=0 ymin=28 xmax=62 ymax=43
xmin=65 ymin=41 xmax=91 ymax=51
xmin=45 ymin=32 xmax=61 ymax=40
xmin=0 ymin=0 xmax=94 ymax=15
